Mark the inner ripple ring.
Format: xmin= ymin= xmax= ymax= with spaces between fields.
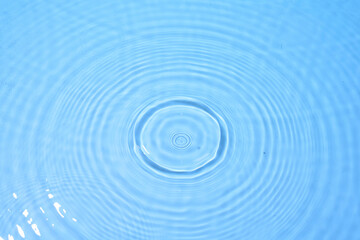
xmin=131 ymin=98 xmax=228 ymax=176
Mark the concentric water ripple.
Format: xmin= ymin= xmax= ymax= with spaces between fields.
xmin=131 ymin=98 xmax=227 ymax=177
xmin=0 ymin=1 xmax=359 ymax=239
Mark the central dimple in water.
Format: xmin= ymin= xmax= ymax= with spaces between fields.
xmin=133 ymin=99 xmax=228 ymax=175
xmin=172 ymin=133 xmax=191 ymax=149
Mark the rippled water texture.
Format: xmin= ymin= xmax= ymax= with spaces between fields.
xmin=1 ymin=1 xmax=360 ymax=239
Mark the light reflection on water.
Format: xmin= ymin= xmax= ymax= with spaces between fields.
xmin=2 ymin=187 xmax=77 ymax=239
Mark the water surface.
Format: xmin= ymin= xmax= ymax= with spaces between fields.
xmin=0 ymin=0 xmax=359 ymax=239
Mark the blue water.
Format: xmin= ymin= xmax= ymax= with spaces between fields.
xmin=1 ymin=1 xmax=359 ymax=239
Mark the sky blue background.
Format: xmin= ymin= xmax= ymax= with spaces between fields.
xmin=0 ymin=0 xmax=359 ymax=239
